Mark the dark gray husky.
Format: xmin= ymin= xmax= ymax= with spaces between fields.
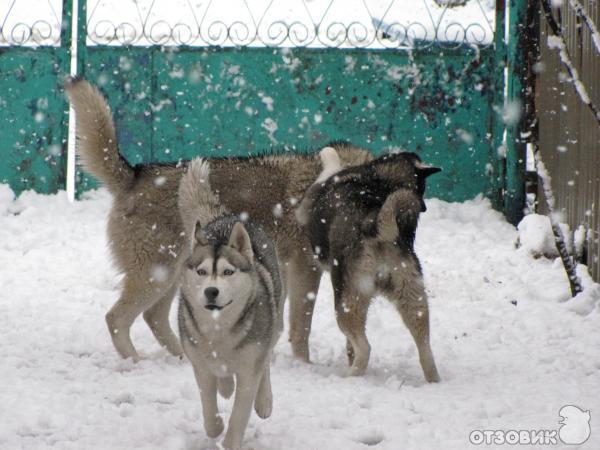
xmin=296 ymin=147 xmax=441 ymax=382
xmin=178 ymin=159 xmax=283 ymax=449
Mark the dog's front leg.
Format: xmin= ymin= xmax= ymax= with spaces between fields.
xmin=253 ymin=363 xmax=273 ymax=419
xmin=192 ymin=365 xmax=224 ymax=438
xmin=223 ymin=371 xmax=261 ymax=449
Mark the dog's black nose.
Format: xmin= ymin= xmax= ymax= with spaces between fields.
xmin=204 ymin=287 xmax=219 ymax=301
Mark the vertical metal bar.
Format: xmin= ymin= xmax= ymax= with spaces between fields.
xmin=65 ymin=0 xmax=87 ymax=201
xmin=61 ymin=0 xmax=75 ymax=200
xmin=66 ymin=0 xmax=79 ymax=202
xmin=493 ymin=0 xmax=507 ymax=209
xmin=77 ymin=0 xmax=86 ymax=75
xmin=503 ymin=0 xmax=531 ymax=224
xmin=61 ymin=0 xmax=73 ymax=49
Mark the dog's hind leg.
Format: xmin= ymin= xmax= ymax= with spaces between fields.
xmin=287 ymin=250 xmax=321 ymax=363
xmin=106 ymin=273 xmax=174 ymax=361
xmin=391 ymin=279 xmax=440 ymax=383
xmin=143 ymin=282 xmax=183 ymax=357
xmin=254 ymin=363 xmax=273 ymax=419
xmin=335 ymin=295 xmax=371 ymax=376
xmin=332 ymin=266 xmax=371 ymax=376
xmin=105 ymin=276 xmax=148 ymax=361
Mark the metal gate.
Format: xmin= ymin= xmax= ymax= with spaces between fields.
xmin=0 ymin=0 xmax=528 ymax=223
xmin=0 ymin=0 xmax=71 ymax=194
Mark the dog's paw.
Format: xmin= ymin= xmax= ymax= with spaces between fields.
xmin=425 ymin=372 xmax=441 ymax=383
xmin=254 ymin=391 xmax=273 ymax=419
xmin=218 ymin=376 xmax=235 ymax=399
xmin=204 ymin=414 xmax=224 ymax=438
xmin=222 ymin=432 xmax=243 ymax=450
xmin=349 ymin=365 xmax=367 ymax=377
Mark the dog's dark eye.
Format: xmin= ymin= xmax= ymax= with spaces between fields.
xmin=197 ymin=268 xmax=208 ymax=276
xmin=223 ymin=269 xmax=234 ymax=276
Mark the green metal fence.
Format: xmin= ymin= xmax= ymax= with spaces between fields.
xmin=0 ymin=0 xmax=528 ymax=223
xmin=0 ymin=0 xmax=72 ymax=194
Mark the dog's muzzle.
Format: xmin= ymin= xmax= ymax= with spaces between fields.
xmin=204 ymin=300 xmax=233 ymax=311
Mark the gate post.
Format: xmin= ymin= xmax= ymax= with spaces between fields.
xmin=504 ymin=0 xmax=536 ymax=224
xmin=64 ymin=0 xmax=87 ymax=200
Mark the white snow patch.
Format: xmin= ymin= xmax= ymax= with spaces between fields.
xmin=517 ymin=213 xmax=573 ymax=257
xmin=272 ymin=203 xmax=283 ymax=218
xmin=261 ymin=118 xmax=279 ymax=144
xmin=258 ymin=92 xmax=274 ymax=112
xmin=153 ymin=176 xmax=167 ymax=187
xmin=0 ymin=184 xmax=15 ymax=215
xmin=0 ymin=188 xmax=599 ymax=449
xmin=573 ymin=225 xmax=587 ymax=259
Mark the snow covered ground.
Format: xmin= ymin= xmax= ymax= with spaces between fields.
xmin=1 ymin=185 xmax=599 ymax=449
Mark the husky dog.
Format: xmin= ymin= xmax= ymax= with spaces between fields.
xmin=64 ymin=77 xmax=372 ymax=362
xmin=296 ymin=148 xmax=442 ymax=382
xmin=178 ymin=159 xmax=283 ymax=449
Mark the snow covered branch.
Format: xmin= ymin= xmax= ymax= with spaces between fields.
xmin=534 ymin=152 xmax=583 ymax=296
xmin=568 ymin=0 xmax=600 ymax=55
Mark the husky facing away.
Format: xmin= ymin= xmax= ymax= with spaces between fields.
xmin=64 ymin=77 xmax=372 ymax=362
xmin=296 ymin=147 xmax=442 ymax=382
xmin=177 ymin=159 xmax=283 ymax=449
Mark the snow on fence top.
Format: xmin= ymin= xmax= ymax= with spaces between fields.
xmin=1 ymin=0 xmax=495 ymax=49
xmin=0 ymin=0 xmax=63 ymax=46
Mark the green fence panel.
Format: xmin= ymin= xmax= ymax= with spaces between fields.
xmin=0 ymin=0 xmax=71 ymax=195
xmin=81 ymin=44 xmax=503 ymax=204
xmin=0 ymin=47 xmax=69 ymax=194
xmin=75 ymin=48 xmax=154 ymax=191
xmin=0 ymin=0 xmax=528 ymax=222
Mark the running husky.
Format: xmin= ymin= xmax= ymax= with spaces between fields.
xmin=296 ymin=148 xmax=442 ymax=382
xmin=178 ymin=159 xmax=282 ymax=449
xmin=64 ymin=77 xmax=372 ymax=362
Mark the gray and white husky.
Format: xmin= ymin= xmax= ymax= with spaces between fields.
xmin=296 ymin=147 xmax=441 ymax=382
xmin=178 ymin=159 xmax=283 ymax=449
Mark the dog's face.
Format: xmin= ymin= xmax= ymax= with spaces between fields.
xmin=184 ymin=222 xmax=255 ymax=313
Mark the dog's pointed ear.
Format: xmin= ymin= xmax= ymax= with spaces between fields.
xmin=228 ymin=222 xmax=253 ymax=260
xmin=194 ymin=221 xmax=209 ymax=246
xmin=415 ymin=161 xmax=442 ymax=178
xmin=417 ymin=166 xmax=442 ymax=178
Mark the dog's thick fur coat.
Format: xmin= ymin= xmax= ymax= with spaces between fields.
xmin=178 ymin=159 xmax=282 ymax=449
xmin=296 ymin=150 xmax=441 ymax=382
xmin=64 ymin=77 xmax=372 ymax=362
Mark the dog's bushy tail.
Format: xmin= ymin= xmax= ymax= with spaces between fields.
xmin=295 ymin=146 xmax=342 ymax=225
xmin=314 ymin=146 xmax=341 ymax=183
xmin=377 ymin=189 xmax=421 ymax=248
xmin=178 ymin=158 xmax=227 ymax=239
xmin=64 ymin=77 xmax=134 ymax=194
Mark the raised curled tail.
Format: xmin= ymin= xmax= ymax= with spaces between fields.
xmin=315 ymin=146 xmax=341 ymax=183
xmin=178 ymin=158 xmax=227 ymax=239
xmin=295 ymin=146 xmax=342 ymax=225
xmin=377 ymin=189 xmax=421 ymax=247
xmin=64 ymin=76 xmax=134 ymax=194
